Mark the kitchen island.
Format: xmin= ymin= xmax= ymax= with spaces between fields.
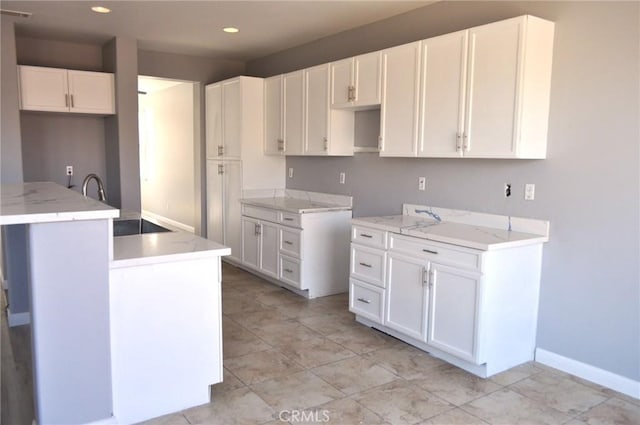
xmin=0 ymin=182 xmax=229 ymax=424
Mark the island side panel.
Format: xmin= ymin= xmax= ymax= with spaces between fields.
xmin=109 ymin=256 xmax=222 ymax=424
xmin=28 ymin=219 xmax=113 ymax=424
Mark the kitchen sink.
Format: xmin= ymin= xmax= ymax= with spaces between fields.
xmin=113 ymin=219 xmax=172 ymax=236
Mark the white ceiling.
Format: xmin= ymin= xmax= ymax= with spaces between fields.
xmin=1 ymin=1 xmax=435 ymax=61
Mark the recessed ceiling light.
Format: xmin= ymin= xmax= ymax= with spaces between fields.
xmin=91 ymin=6 xmax=111 ymax=14
xmin=223 ymin=27 xmax=239 ymax=34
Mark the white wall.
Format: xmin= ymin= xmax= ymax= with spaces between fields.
xmin=139 ymin=82 xmax=196 ymax=230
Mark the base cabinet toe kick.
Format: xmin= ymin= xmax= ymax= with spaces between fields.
xmin=349 ymin=207 xmax=549 ymax=378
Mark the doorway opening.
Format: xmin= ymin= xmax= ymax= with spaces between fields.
xmin=138 ymin=76 xmax=200 ymax=233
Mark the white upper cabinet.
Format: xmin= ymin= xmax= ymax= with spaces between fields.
xmin=305 ymin=64 xmax=330 ymax=155
xmin=264 ymin=75 xmax=284 ymax=155
xmin=418 ymin=15 xmax=554 ymax=158
xmin=283 ymin=70 xmax=304 ymax=155
xmin=379 ymin=41 xmax=422 ymax=157
xmin=305 ymin=64 xmax=355 ymax=156
xmin=205 ymin=79 xmax=242 ymax=159
xmin=331 ymin=51 xmax=382 ymax=109
xmin=19 ymin=66 xmax=115 ymax=115
xmin=418 ymin=30 xmax=468 ymax=157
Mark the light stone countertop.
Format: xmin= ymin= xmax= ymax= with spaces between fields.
xmin=353 ymin=215 xmax=549 ymax=251
xmin=111 ymin=230 xmax=230 ymax=268
xmin=0 ymin=181 xmax=119 ymax=225
xmin=240 ymin=197 xmax=352 ymax=213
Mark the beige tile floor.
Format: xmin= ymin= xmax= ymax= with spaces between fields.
xmin=2 ymin=263 xmax=638 ymax=425
xmin=139 ymin=263 xmax=640 ymax=425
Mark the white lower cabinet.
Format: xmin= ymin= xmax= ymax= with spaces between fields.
xmin=385 ymin=251 xmax=429 ymax=342
xmin=241 ymin=204 xmax=352 ymax=298
xmin=349 ymin=223 xmax=543 ymax=378
xmin=241 ymin=216 xmax=278 ymax=279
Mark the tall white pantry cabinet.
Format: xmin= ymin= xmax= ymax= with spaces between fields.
xmin=205 ymin=77 xmax=285 ymax=262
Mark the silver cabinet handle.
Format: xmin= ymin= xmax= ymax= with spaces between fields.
xmin=456 ymin=132 xmax=462 ymax=151
xmin=284 ymin=240 xmax=293 ymax=245
xmin=359 ymin=262 xmax=372 ymax=268
xmin=217 ymin=164 xmax=224 ymax=175
xmin=360 ymin=234 xmax=373 ymax=238
xmin=277 ymin=139 xmax=285 ymax=151
xmin=463 ymin=132 xmax=470 ymax=152
xmin=283 ymin=217 xmax=294 ymax=221
xmin=422 ymin=267 xmax=429 ymax=286
xmin=70 ymin=94 xmax=74 ymax=108
xmin=284 ymin=268 xmax=293 ymax=273
xmin=65 ymin=94 xmax=69 ymax=107
xmin=218 ymin=145 xmax=224 ymax=156
xmin=357 ymin=297 xmax=371 ymax=304
xmin=323 ymin=137 xmax=328 ymax=151
xmin=429 ymin=269 xmax=436 ymax=288
xmin=422 ymin=249 xmax=438 ymax=255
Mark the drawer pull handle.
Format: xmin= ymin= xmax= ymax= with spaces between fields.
xmin=284 ymin=240 xmax=293 ymax=245
xmin=361 ymin=234 xmax=373 ymax=238
xmin=359 ymin=262 xmax=372 ymax=268
xmin=357 ymin=297 xmax=371 ymax=304
xmin=284 ymin=268 xmax=293 ymax=273
xmin=284 ymin=217 xmax=294 ymax=221
xmin=422 ymin=249 xmax=438 ymax=255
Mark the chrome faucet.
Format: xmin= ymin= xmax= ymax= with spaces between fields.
xmin=82 ymin=173 xmax=107 ymax=202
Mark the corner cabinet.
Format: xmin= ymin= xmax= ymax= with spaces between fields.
xmin=241 ymin=204 xmax=352 ymax=298
xmin=18 ymin=65 xmax=115 ymax=115
xmin=350 ymin=224 xmax=544 ymax=378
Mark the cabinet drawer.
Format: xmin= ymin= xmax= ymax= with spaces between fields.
xmin=280 ymin=227 xmax=302 ymax=258
xmin=280 ymin=255 xmax=302 ymax=289
xmin=242 ymin=205 xmax=278 ymax=222
xmin=351 ymin=225 xmax=387 ymax=249
xmin=389 ymin=234 xmax=480 ymax=270
xmin=350 ymin=245 xmax=386 ymax=288
xmin=349 ymin=279 xmax=385 ymax=324
xmin=279 ymin=211 xmax=301 ymax=227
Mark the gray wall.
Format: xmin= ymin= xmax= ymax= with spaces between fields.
xmin=16 ymin=37 xmax=109 ymax=198
xmin=247 ymin=1 xmax=640 ymax=381
xmin=138 ymin=50 xmax=245 ymax=235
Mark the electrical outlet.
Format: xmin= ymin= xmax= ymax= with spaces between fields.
xmin=524 ymin=183 xmax=535 ymax=200
xmin=339 ymin=172 xmax=345 ymax=184
xmin=288 ymin=168 xmax=293 ymax=178
xmin=418 ymin=177 xmax=426 ymax=191
xmin=66 ymin=166 xmax=73 ymax=176
xmin=504 ymin=183 xmax=512 ymax=198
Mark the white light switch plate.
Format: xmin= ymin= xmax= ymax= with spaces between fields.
xmin=525 ymin=183 xmax=535 ymax=200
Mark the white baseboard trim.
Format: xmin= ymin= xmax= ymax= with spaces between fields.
xmin=141 ymin=210 xmax=195 ymax=234
xmin=8 ymin=309 xmax=30 ymax=327
xmin=535 ymin=348 xmax=640 ymax=399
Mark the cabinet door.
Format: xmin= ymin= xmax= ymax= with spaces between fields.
xmin=67 ymin=70 xmax=115 ymax=114
xmin=223 ymin=161 xmax=243 ymax=262
xmin=283 ymin=71 xmax=304 ymax=155
xmin=418 ymin=31 xmax=468 ymax=157
xmin=241 ymin=217 xmax=260 ymax=270
xmin=464 ymin=18 xmax=521 ymax=157
xmin=330 ymin=58 xmax=353 ymax=108
xmin=259 ymin=221 xmax=279 ymax=279
xmin=379 ymin=42 xmax=421 ymax=157
xmin=353 ymin=51 xmax=382 ymax=107
xmin=205 ymin=83 xmax=223 ymax=158
xmin=207 ymin=160 xmax=242 ymax=261
xmin=427 ymin=262 xmax=482 ymax=364
xmin=206 ymin=160 xmax=224 ymax=245
xmin=264 ymin=75 xmax=284 ymax=155
xmin=18 ymin=66 xmax=69 ymax=112
xmin=304 ymin=64 xmax=330 ymax=155
xmin=385 ymin=251 xmax=428 ymax=341
xmin=221 ymin=79 xmax=242 ymax=159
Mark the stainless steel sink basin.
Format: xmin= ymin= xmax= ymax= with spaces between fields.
xmin=113 ymin=219 xmax=171 ymax=236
